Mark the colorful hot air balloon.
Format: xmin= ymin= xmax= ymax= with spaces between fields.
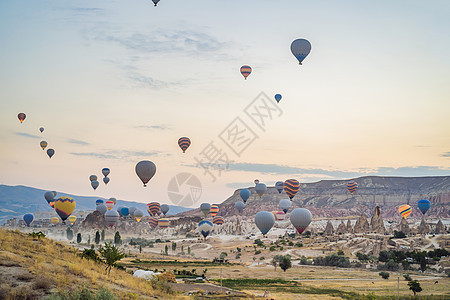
xmin=275 ymin=211 xmax=286 ymax=221
xmin=399 ymin=204 xmax=412 ymax=219
xmin=51 ymin=217 xmax=59 ymax=225
xmin=160 ymin=204 xmax=170 ymax=216
xmin=148 ymin=216 xmax=158 ymax=229
xmin=53 ymin=197 xmax=76 ymax=224
xmin=417 ymin=199 xmax=431 ymax=215
xmin=91 ymin=180 xmax=99 ymax=190
xmin=213 ymin=216 xmax=224 ymax=225
xmin=134 ymin=209 xmax=144 ymax=222
xmin=40 ymin=141 xmax=48 ymax=150
xmin=235 ymin=201 xmax=245 ymax=213
xmin=152 ymin=0 xmax=160 ymax=6
xmin=39 ymin=127 xmax=44 ymax=133
xmin=135 ymin=160 xmax=156 ymax=187
xmin=275 ymin=181 xmax=284 ymax=193
xmin=120 ymin=207 xmax=130 ymax=217
xmin=275 ymin=94 xmax=282 ymax=103
xmin=105 ymin=210 xmax=119 ymax=227
xmin=255 ymin=183 xmax=267 ymax=198
xmin=200 ymin=203 xmax=211 ymax=217
xmin=18 ymin=113 xmax=26 ymax=123
xmin=178 ymin=137 xmax=191 ymax=153
xmin=198 ymin=220 xmax=213 ymax=239
xmin=23 ymin=214 xmax=34 ymax=227
xmin=89 ymin=175 xmax=97 ymax=182
xmin=290 ymin=208 xmax=312 ymax=234
xmin=96 ymin=199 xmax=104 ymax=206
xmin=44 ymin=191 xmax=55 ymax=207
xmin=105 ymin=200 xmax=114 ymax=210
xmin=158 ymin=218 xmax=169 ymax=229
xmin=102 ymin=168 xmax=110 ymax=177
xmin=103 ymin=177 xmax=110 ymax=185
xmin=279 ymin=199 xmax=292 ymax=214
xmin=290 ymin=39 xmax=311 ymax=65
xmin=284 ymin=179 xmax=300 ymax=200
xmin=240 ymin=189 xmax=251 ymax=203
xmin=255 ymin=211 xmax=275 ymax=235
xmin=147 ymin=202 xmax=160 ymax=216
xmin=68 ymin=215 xmax=77 ymax=225
xmin=347 ymin=181 xmax=358 ymax=195
xmin=240 ymin=65 xmax=252 ymax=80
xmin=210 ymin=205 xmax=219 ymax=217
xmin=47 ymin=149 xmax=55 ymax=158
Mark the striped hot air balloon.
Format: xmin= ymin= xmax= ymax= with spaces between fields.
xmin=158 ymin=218 xmax=169 ymax=229
xmin=210 ymin=205 xmax=219 ymax=217
xmin=240 ymin=65 xmax=252 ymax=80
xmin=68 ymin=215 xmax=77 ymax=225
xmin=51 ymin=217 xmax=59 ymax=225
xmin=148 ymin=216 xmax=158 ymax=229
xmin=347 ymin=181 xmax=358 ymax=195
xmin=178 ymin=137 xmax=191 ymax=153
xmin=399 ymin=204 xmax=412 ymax=219
xmin=147 ymin=202 xmax=160 ymax=216
xmin=275 ymin=211 xmax=286 ymax=221
xmin=213 ymin=216 xmax=224 ymax=225
xmin=53 ymin=197 xmax=76 ymax=224
xmin=105 ymin=200 xmax=114 ymax=210
xmin=284 ymin=179 xmax=300 ymax=200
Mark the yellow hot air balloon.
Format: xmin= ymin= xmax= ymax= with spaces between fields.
xmin=398 ymin=204 xmax=411 ymax=219
xmin=53 ymin=197 xmax=76 ymax=224
xmin=68 ymin=215 xmax=77 ymax=225
xmin=51 ymin=217 xmax=59 ymax=225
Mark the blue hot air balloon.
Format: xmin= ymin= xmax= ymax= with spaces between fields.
xmin=120 ymin=207 xmax=130 ymax=217
xmin=23 ymin=214 xmax=34 ymax=227
xmin=291 ymin=39 xmax=311 ymax=65
xmin=417 ymin=199 xmax=431 ymax=215
xmin=240 ymin=189 xmax=251 ymax=204
xmin=275 ymin=94 xmax=282 ymax=103
xmin=198 ymin=220 xmax=213 ymax=240
xmin=96 ymin=199 xmax=104 ymax=206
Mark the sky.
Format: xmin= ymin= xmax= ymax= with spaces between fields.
xmin=0 ymin=0 xmax=449 ymax=208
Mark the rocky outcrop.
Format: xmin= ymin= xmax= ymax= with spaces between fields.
xmin=324 ymin=220 xmax=334 ymax=235
xmin=346 ymin=220 xmax=353 ymax=233
xmin=336 ymin=221 xmax=347 ymax=234
xmin=353 ymin=213 xmax=370 ymax=233
xmin=370 ymin=206 xmax=386 ymax=234
xmin=82 ymin=210 xmax=107 ymax=229
xmin=399 ymin=218 xmax=410 ymax=234
xmin=417 ymin=218 xmax=431 ymax=234
xmin=434 ymin=220 xmax=445 ymax=234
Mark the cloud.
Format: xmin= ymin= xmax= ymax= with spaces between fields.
xmin=135 ymin=125 xmax=171 ymax=130
xmin=67 ymin=139 xmax=90 ymax=146
xmin=71 ymin=149 xmax=168 ymax=160
xmin=373 ymin=166 xmax=450 ymax=177
xmin=125 ymin=72 xmax=170 ymax=89
xmin=441 ymin=152 xmax=450 ymax=157
xmin=15 ymin=132 xmax=41 ymax=139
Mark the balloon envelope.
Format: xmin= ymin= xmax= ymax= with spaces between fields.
xmin=148 ymin=216 xmax=158 ymax=229
xmin=96 ymin=199 xmax=104 ymax=206
xmin=417 ymin=199 xmax=431 ymax=215
xmin=275 ymin=211 xmax=286 ymax=221
xmin=290 ymin=39 xmax=311 ymax=65
xmin=96 ymin=204 xmax=107 ymax=214
xmin=91 ymin=180 xmax=99 ymax=190
xmin=213 ymin=216 xmax=224 ymax=225
xmin=105 ymin=209 xmax=120 ymax=227
xmin=47 ymin=149 xmax=55 ymax=158
xmin=399 ymin=204 xmax=412 ymax=219
xmin=178 ymin=137 xmax=191 ymax=153
xmin=40 ymin=141 xmax=48 ymax=150
xmin=275 ymin=94 xmax=282 ymax=103
xmin=105 ymin=200 xmax=114 ymax=210
xmin=200 ymin=203 xmax=211 ymax=217
xmin=51 ymin=217 xmax=59 ymax=225
xmin=284 ymin=179 xmax=300 ymax=200
xmin=235 ymin=201 xmax=245 ymax=213
xmin=198 ymin=220 xmax=213 ymax=238
xmin=54 ymin=197 xmax=76 ymax=223
xmin=275 ymin=181 xmax=284 ymax=193
xmin=158 ymin=218 xmax=169 ymax=228
xmin=152 ymin=0 xmax=160 ymax=6
xmin=290 ymin=208 xmax=312 ymax=234
xmin=120 ymin=207 xmax=130 ymax=217
xmin=134 ymin=209 xmax=144 ymax=222
xmin=347 ymin=181 xmax=358 ymax=195
xmin=255 ymin=211 xmax=275 ymax=235
xmin=18 ymin=113 xmax=26 ymax=123
xmin=240 ymin=189 xmax=251 ymax=203
xmin=160 ymin=204 xmax=170 ymax=215
xmin=135 ymin=160 xmax=157 ymax=187
xmin=44 ymin=191 xmax=55 ymax=202
xmin=279 ymin=199 xmax=292 ymax=214
xmin=210 ymin=205 xmax=219 ymax=217
xmin=240 ymin=65 xmax=252 ymax=80
xmin=39 ymin=127 xmax=44 ymax=133
xmin=89 ymin=175 xmax=97 ymax=182
xmin=102 ymin=168 xmax=110 ymax=177
xmin=254 ymin=179 xmax=259 ymax=185
xmin=23 ymin=214 xmax=34 ymax=226
xmin=255 ymin=183 xmax=267 ymax=197
xmin=109 ymin=198 xmax=117 ymax=205
xmin=103 ymin=177 xmax=110 ymax=184
xmin=147 ymin=202 xmax=160 ymax=216
xmin=68 ymin=215 xmax=77 ymax=225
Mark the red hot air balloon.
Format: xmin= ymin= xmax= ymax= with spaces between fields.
xmin=240 ymin=65 xmax=252 ymax=80
xmin=210 ymin=205 xmax=219 ymax=217
xmin=178 ymin=137 xmax=191 ymax=153
xmin=18 ymin=113 xmax=26 ymax=123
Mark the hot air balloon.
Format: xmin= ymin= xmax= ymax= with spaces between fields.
xmin=136 ymin=160 xmax=156 ymax=187
xmin=44 ymin=191 xmax=55 ymax=207
xmin=53 ymin=197 xmax=76 ymax=224
xmin=105 ymin=209 xmax=120 ymax=227
xmin=275 ymin=211 xmax=286 ymax=221
xmin=148 ymin=217 xmax=158 ymax=229
xmin=240 ymin=189 xmax=251 ymax=203
xmin=200 ymin=203 xmax=211 ymax=217
xmin=147 ymin=202 xmax=160 ymax=216
xmin=109 ymin=198 xmax=117 ymax=205
xmin=255 ymin=183 xmax=267 ymax=198
xmin=178 ymin=137 xmax=191 ymax=153
xmin=417 ymin=199 xmax=431 ymax=215
xmin=89 ymin=175 xmax=97 ymax=182
xmin=40 ymin=141 xmax=48 ymax=150
xmin=47 ymin=149 xmax=55 ymax=158
xmin=279 ymin=199 xmax=292 ymax=214
xmin=235 ymin=201 xmax=245 ymax=213
xmin=254 ymin=179 xmax=259 ymax=185
xmin=105 ymin=200 xmax=114 ymax=210
xmin=96 ymin=203 xmax=107 ymax=215
xmin=23 ymin=214 xmax=33 ymax=227
xmin=290 ymin=208 xmax=312 ymax=234
xmin=102 ymin=168 xmax=110 ymax=177
xmin=152 ymin=0 xmax=160 ymax=6
xmin=240 ymin=65 xmax=252 ymax=80
xmin=347 ymin=181 xmax=358 ymax=195
xmin=91 ymin=180 xmax=99 ymax=190
xmin=103 ymin=177 xmax=110 ymax=185
xmin=275 ymin=94 xmax=282 ymax=103
xmin=275 ymin=181 xmax=284 ymax=193
xmin=210 ymin=205 xmax=219 ymax=217
xmin=290 ymin=39 xmax=311 ymax=65
xmin=198 ymin=220 xmax=213 ymax=239
xmin=52 ymin=191 xmax=57 ymax=197
xmin=158 ymin=218 xmax=169 ymax=229
xmin=68 ymin=215 xmax=77 ymax=225
xmin=284 ymin=179 xmax=300 ymax=200
xmin=96 ymin=199 xmax=104 ymax=206
xmin=51 ymin=217 xmax=59 ymax=225
xmin=120 ymin=207 xmax=130 ymax=217
xmin=18 ymin=113 xmax=26 ymax=123
xmin=213 ymin=216 xmax=224 ymax=225
xmin=255 ymin=211 xmax=275 ymax=235
xmin=160 ymin=204 xmax=170 ymax=216
xmin=129 ymin=207 xmax=137 ymax=217
xmin=134 ymin=209 xmax=144 ymax=222
xmin=39 ymin=127 xmax=44 ymax=133
xmin=399 ymin=205 xmax=412 ymax=219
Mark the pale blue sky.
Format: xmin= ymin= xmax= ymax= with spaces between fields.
xmin=0 ymin=0 xmax=449 ymax=207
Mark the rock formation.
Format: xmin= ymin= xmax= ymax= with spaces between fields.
xmin=353 ymin=213 xmax=370 ymax=233
xmin=434 ymin=219 xmax=445 ymax=234
xmin=399 ymin=218 xmax=410 ymax=234
xmin=370 ymin=206 xmax=386 ymax=234
xmin=336 ymin=220 xmax=347 ymax=234
xmin=82 ymin=210 xmax=107 ymax=229
xmin=346 ymin=219 xmax=353 ymax=233
xmin=417 ymin=218 xmax=430 ymax=234
xmin=324 ymin=220 xmax=334 ymax=235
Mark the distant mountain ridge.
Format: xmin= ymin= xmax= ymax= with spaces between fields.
xmin=0 ymin=184 xmax=192 ymax=224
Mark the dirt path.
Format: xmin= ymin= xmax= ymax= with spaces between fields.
xmin=169 ymin=282 xmax=247 ymax=296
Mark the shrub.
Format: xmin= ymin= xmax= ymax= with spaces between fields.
xmin=313 ymin=254 xmax=351 ymax=268
xmin=80 ymin=248 xmax=101 ymax=262
xmin=288 ymin=241 xmax=294 ymax=246
xmin=269 ymin=246 xmax=276 ymax=251
xmin=98 ymin=242 xmax=125 ymax=274
xmin=76 ymin=233 xmax=82 ymax=243
xmin=408 ymin=280 xmax=422 ymax=296
xmin=403 ymin=273 xmax=412 ymax=281
xmin=254 ymin=239 xmax=264 ymax=247
xmin=255 ymin=250 xmax=261 ymax=255
xmin=296 ymin=243 xmax=303 ymax=247
xmin=379 ymin=271 xmax=389 ymax=279
xmin=356 ymin=252 xmax=369 ymax=262
xmin=279 ymin=256 xmax=292 ymax=272
xmin=33 ymin=276 xmax=52 ymax=290
xmin=337 ymin=250 xmax=344 ymax=256
xmin=393 ymin=230 xmax=406 ymax=238
xmin=157 ymin=271 xmax=176 ymax=283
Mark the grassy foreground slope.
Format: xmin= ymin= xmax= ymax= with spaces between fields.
xmin=0 ymin=229 xmax=184 ymax=299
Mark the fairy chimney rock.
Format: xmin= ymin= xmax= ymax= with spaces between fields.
xmin=324 ymin=220 xmax=334 ymax=235
xmin=346 ymin=219 xmax=353 ymax=233
xmin=399 ymin=218 xmax=411 ymax=234
xmin=417 ymin=218 xmax=431 ymax=234
xmin=435 ymin=219 xmax=445 ymax=234
xmin=353 ymin=213 xmax=370 ymax=233
xmin=336 ymin=220 xmax=347 ymax=234
xmin=370 ymin=206 xmax=386 ymax=234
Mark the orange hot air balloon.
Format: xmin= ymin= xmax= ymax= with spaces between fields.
xmin=398 ymin=205 xmax=412 ymax=219
xmin=240 ymin=65 xmax=252 ymax=80
xmin=18 ymin=113 xmax=26 ymax=123
xmin=210 ymin=205 xmax=219 ymax=217
xmin=178 ymin=137 xmax=191 ymax=153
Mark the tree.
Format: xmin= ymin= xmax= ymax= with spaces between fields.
xmin=114 ymin=231 xmax=121 ymax=245
xmin=337 ymin=250 xmax=344 ymax=256
xmin=385 ymin=259 xmax=399 ymax=271
xmin=172 ymin=242 xmax=177 ymax=253
xmin=181 ymin=245 xmax=184 ymax=254
xmin=379 ymin=250 xmax=391 ymax=262
xmin=188 ymin=246 xmax=191 ymax=255
xmin=408 ymin=280 xmax=422 ymax=296
xmin=80 ymin=248 xmax=100 ymax=262
xmin=98 ymin=242 xmax=125 ymax=274
xmin=76 ymin=233 xmax=82 ymax=243
xmin=87 ymin=235 xmax=90 ymax=245
xmin=95 ymin=231 xmax=100 ymax=244
xmin=220 ymin=252 xmax=228 ymax=259
xmin=164 ymin=245 xmax=168 ymax=255
xmin=379 ymin=272 xmax=390 ymax=279
xmin=279 ymin=256 xmax=292 ymax=272
xmin=66 ymin=228 xmax=73 ymax=241
xmin=139 ymin=245 xmax=142 ymax=253
xmin=271 ymin=255 xmax=283 ymax=271
xmin=101 ymin=229 xmax=105 ymax=241
xmin=403 ymin=274 xmax=412 ymax=281
xmin=393 ymin=230 xmax=406 ymax=238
